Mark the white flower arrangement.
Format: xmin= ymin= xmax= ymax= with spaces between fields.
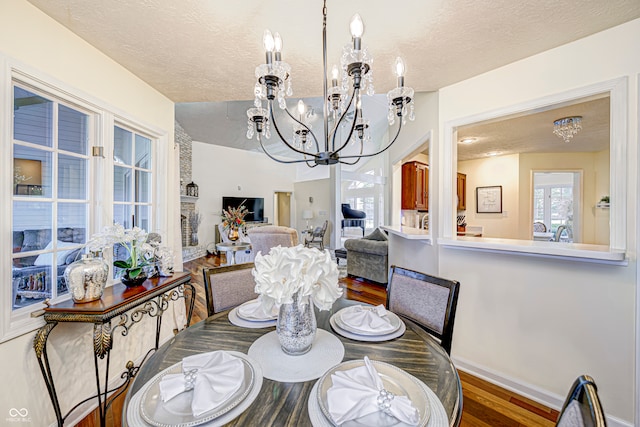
xmin=252 ymin=245 xmax=343 ymax=312
xmin=87 ymin=224 xmax=155 ymax=279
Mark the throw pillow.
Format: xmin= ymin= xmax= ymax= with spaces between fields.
xmin=364 ymin=228 xmax=388 ymax=241
xmin=22 ymin=229 xmax=52 ymax=252
xmin=34 ymin=241 xmax=80 ymax=266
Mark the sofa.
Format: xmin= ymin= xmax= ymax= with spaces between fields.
xmin=344 ymin=228 xmax=389 ymax=284
xmin=12 ymin=227 xmax=85 ymax=305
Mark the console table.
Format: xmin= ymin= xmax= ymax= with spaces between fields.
xmin=33 ymin=272 xmax=195 ymax=427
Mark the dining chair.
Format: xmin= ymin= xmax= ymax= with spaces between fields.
xmin=202 ymin=263 xmax=257 ymax=316
xmin=304 ymin=220 xmax=328 ymax=250
xmin=386 ymin=265 xmax=460 ymax=354
xmin=556 ymin=375 xmax=607 ymax=427
xmin=533 ymin=221 xmax=547 ymax=232
xmin=246 ymin=225 xmax=298 ymax=257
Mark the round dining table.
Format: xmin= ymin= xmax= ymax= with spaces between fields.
xmin=123 ymin=298 xmax=462 ymax=426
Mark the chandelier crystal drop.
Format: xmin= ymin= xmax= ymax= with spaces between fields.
xmin=246 ymin=1 xmax=415 ymax=167
xmin=553 ymin=116 xmax=582 ymax=143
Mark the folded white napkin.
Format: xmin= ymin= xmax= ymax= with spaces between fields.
xmin=326 ymin=357 xmax=420 ymax=425
xmin=159 ymin=351 xmax=245 ymax=417
xmin=237 ymin=299 xmax=278 ymax=320
xmin=340 ymin=304 xmax=396 ymax=334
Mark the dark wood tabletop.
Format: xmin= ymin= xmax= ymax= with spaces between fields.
xmin=123 ymin=298 xmax=462 ymax=426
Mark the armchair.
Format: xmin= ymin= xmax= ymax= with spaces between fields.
xmin=304 ymin=220 xmax=328 ymax=250
xmin=341 ymin=203 xmax=366 ymax=236
xmin=344 ymin=228 xmax=388 ymax=284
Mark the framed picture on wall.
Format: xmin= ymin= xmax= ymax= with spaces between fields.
xmin=476 ymin=185 xmax=502 ymax=213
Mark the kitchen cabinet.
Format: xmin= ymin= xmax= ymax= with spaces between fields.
xmin=457 ymin=172 xmax=466 ymax=211
xmin=402 ymin=161 xmax=428 ymax=210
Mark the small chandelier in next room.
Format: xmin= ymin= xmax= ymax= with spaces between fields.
xmin=245 ymin=0 xmax=415 ymax=167
xmin=553 ymin=116 xmax=582 ymax=143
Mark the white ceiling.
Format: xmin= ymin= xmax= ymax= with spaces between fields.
xmin=26 ymin=0 xmax=638 ymax=157
xmin=457 ymin=96 xmax=611 ymax=161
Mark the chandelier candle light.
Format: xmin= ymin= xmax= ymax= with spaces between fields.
xmin=553 ymin=116 xmax=582 ymax=143
xmin=246 ymin=0 xmax=415 ymax=167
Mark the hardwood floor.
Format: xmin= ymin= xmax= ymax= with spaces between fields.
xmin=79 ymin=254 xmax=559 ymax=426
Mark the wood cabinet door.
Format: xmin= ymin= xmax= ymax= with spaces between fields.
xmin=457 ymin=173 xmax=466 ymax=211
xmin=416 ymin=163 xmax=428 ymax=210
xmin=402 ymin=161 xmax=429 ymax=211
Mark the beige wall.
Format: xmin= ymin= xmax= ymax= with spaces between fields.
xmin=459 ymin=154 xmax=520 ymax=238
xmin=458 ymin=150 xmax=611 ymax=243
xmin=518 ymin=151 xmax=610 ymax=244
xmin=0 ymin=1 xmax=178 ymax=425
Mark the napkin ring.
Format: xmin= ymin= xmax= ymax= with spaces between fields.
xmin=377 ymin=389 xmax=395 ymax=414
xmin=184 ymin=369 xmax=198 ymax=391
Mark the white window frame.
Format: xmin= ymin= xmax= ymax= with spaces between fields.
xmin=440 ymin=77 xmax=627 ymax=264
xmin=0 ymin=59 xmax=167 ymax=342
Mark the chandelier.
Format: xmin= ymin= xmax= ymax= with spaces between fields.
xmin=553 ymin=116 xmax=582 ymax=143
xmin=246 ymin=1 xmax=415 ymax=167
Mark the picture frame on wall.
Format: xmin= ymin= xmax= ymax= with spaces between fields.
xmin=476 ymin=185 xmax=502 ymax=213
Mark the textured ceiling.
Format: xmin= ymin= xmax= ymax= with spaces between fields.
xmin=26 ymin=0 xmax=640 ymax=102
xmin=457 ymin=96 xmax=610 ymax=161
xmin=26 ymin=0 xmax=636 ymax=159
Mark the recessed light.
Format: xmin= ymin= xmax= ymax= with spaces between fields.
xmin=486 ymin=151 xmax=501 ymax=157
xmin=459 ymin=137 xmax=477 ymax=144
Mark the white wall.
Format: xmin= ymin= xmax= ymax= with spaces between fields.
xmin=191 ymin=142 xmax=297 ymax=248
xmin=0 ymin=1 xmax=179 ymax=425
xmin=438 ymin=19 xmax=639 ymax=424
xmin=459 ymin=154 xmax=520 ymax=238
xmin=294 ymin=179 xmax=332 ymax=245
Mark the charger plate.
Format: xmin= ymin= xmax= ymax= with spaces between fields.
xmin=228 ymin=307 xmax=276 ymax=328
xmin=336 ymin=306 xmax=402 ymax=336
xmin=317 ymin=359 xmax=430 ymax=427
xmin=136 ymin=351 xmax=258 ymax=427
xmin=330 ymin=315 xmax=406 ymax=342
xmin=308 ymin=377 xmax=449 ymax=427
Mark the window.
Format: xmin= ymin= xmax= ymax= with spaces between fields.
xmin=113 ymin=126 xmax=153 ymax=231
xmin=532 ymin=171 xmax=583 ymax=243
xmin=112 ymin=125 xmax=154 ymax=278
xmin=11 ymin=85 xmax=90 ymax=312
xmin=3 ymin=72 xmax=163 ymax=341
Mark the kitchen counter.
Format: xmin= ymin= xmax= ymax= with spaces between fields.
xmin=380 ymin=225 xmax=431 ymax=242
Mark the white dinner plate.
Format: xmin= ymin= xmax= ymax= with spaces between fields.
xmin=228 ymin=307 xmax=276 ymax=328
xmin=139 ymin=352 xmax=255 ymax=427
xmin=336 ymin=306 xmax=402 ymax=336
xmin=330 ymin=314 xmax=406 ymax=342
xmin=316 ymin=359 xmax=431 ymax=427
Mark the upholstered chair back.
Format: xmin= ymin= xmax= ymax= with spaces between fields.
xmin=387 ymin=265 xmax=460 ymax=354
xmin=247 ymin=226 xmax=298 ymax=257
xmin=202 ymin=263 xmax=257 ymax=316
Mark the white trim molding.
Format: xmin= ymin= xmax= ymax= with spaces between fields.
xmin=441 ymin=77 xmax=629 ymax=258
xmin=453 ymin=356 xmax=634 ymax=427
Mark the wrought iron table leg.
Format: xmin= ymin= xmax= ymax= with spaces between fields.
xmin=34 ymin=322 xmax=63 ymax=427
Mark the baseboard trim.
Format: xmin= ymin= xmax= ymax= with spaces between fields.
xmin=452 ymin=356 xmax=633 ymax=427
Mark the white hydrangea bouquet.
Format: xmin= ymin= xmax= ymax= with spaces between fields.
xmin=252 ymin=245 xmax=343 ymax=312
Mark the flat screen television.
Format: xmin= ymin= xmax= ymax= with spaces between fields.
xmin=222 ymin=197 xmax=265 ymax=223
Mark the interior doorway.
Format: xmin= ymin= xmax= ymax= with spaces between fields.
xmin=274 ymin=192 xmax=292 ymax=227
xmin=532 ymin=171 xmax=582 ymax=242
